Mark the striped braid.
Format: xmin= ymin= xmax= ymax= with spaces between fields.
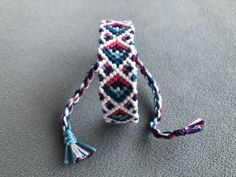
xmin=61 ymin=62 xmax=99 ymax=164
xmin=131 ymin=54 xmax=204 ymax=139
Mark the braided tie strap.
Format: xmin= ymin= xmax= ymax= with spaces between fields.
xmin=61 ymin=63 xmax=98 ymax=164
xmin=60 ymin=20 xmax=204 ymax=164
xmin=131 ymin=54 xmax=204 ymax=139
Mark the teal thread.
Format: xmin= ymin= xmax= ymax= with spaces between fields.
xmin=64 ymin=125 xmax=78 ymax=164
xmin=77 ymin=142 xmax=97 ymax=153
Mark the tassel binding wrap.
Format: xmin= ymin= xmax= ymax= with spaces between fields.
xmin=60 ymin=20 xmax=205 ymax=165
xmin=63 ymin=123 xmax=96 ymax=164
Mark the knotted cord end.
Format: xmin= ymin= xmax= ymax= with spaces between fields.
xmin=63 ymin=129 xmax=96 ymax=164
xmin=181 ymin=118 xmax=204 ymax=135
xmin=150 ymin=117 xmax=205 ymax=139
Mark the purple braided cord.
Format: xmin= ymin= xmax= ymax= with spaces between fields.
xmin=131 ymin=54 xmax=204 ymax=139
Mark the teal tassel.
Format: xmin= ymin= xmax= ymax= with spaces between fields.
xmin=63 ymin=127 xmax=96 ymax=164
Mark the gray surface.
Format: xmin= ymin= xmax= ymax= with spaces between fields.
xmin=0 ymin=0 xmax=236 ymax=176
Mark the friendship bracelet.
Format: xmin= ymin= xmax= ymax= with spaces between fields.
xmin=61 ymin=20 xmax=205 ymax=165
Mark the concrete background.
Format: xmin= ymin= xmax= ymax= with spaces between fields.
xmin=0 ymin=0 xmax=236 ymax=176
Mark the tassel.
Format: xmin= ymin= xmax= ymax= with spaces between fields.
xmin=150 ymin=117 xmax=204 ymax=139
xmin=181 ymin=118 xmax=205 ymax=135
xmin=63 ymin=129 xmax=96 ymax=164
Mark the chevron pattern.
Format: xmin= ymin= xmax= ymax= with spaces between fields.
xmin=97 ymin=20 xmax=139 ymax=123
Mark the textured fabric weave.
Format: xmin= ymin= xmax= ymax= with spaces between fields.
xmin=97 ymin=20 xmax=139 ymax=123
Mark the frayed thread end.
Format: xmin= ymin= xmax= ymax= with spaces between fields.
xmin=64 ymin=129 xmax=96 ymax=164
xmin=150 ymin=117 xmax=205 ymax=139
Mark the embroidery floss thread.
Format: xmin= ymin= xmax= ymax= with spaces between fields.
xmin=60 ymin=20 xmax=204 ymax=164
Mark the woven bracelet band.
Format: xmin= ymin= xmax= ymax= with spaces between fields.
xmin=61 ymin=20 xmax=205 ymax=165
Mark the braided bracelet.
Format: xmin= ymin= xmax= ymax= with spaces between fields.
xmin=61 ymin=20 xmax=205 ymax=164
